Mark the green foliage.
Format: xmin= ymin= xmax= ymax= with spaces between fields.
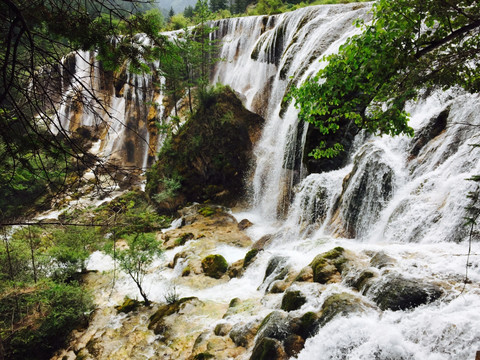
xmin=107 ymin=232 xmax=162 ymax=305
xmin=153 ymin=174 xmax=183 ymax=204
xmin=290 ymin=0 xmax=480 ymax=159
xmin=0 ymin=281 xmax=93 ymax=360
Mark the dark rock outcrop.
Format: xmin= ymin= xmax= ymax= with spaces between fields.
xmin=146 ymin=86 xmax=264 ymax=212
xmin=366 ymin=272 xmax=443 ymax=311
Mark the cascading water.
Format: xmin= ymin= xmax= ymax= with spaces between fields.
xmin=57 ymin=3 xmax=480 ymax=360
xmin=212 ymin=3 xmax=371 ymax=218
xmin=53 ymin=50 xmax=162 ymax=172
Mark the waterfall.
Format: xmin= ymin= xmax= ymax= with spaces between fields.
xmin=53 ymin=50 xmax=162 ymax=173
xmin=212 ymin=3 xmax=371 ymax=218
xmin=52 ymin=5 xmax=480 ymax=359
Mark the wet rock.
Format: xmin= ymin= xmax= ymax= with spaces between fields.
xmin=269 ymin=280 xmax=290 ymax=294
xmin=148 ymin=297 xmax=201 ymax=335
xmin=229 ymin=321 xmax=259 ymax=347
xmin=309 ymin=247 xmax=346 ymax=284
xmin=238 ymin=219 xmax=253 ymax=230
xmin=243 ymin=249 xmax=259 ymax=268
xmin=280 ymin=290 xmax=307 ymax=312
xmin=370 ymin=251 xmax=396 ymax=269
xmin=227 ymin=259 xmax=244 ymax=278
xmin=349 ymin=269 xmax=377 ymax=292
xmin=193 ymin=353 xmax=214 ymax=360
xmin=250 ymin=337 xmax=288 ymax=360
xmin=214 ymin=322 xmax=233 ymax=336
xmin=257 ymin=311 xmax=290 ymax=342
xmin=283 ymin=334 xmax=305 ymax=358
xmin=294 ymin=266 xmax=314 ymax=282
xmin=262 ymin=256 xmax=290 ymax=292
xmin=295 ymin=311 xmax=319 ymax=339
xmin=201 ymin=254 xmax=228 ymax=279
xmin=318 ymin=292 xmax=374 ymax=328
xmin=410 ymin=107 xmax=449 ymax=157
xmin=252 ymin=234 xmax=274 ymax=250
xmin=367 ymin=273 xmax=443 ymax=311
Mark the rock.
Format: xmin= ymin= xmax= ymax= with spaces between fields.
xmin=146 ymin=86 xmax=265 ymax=211
xmin=115 ymin=297 xmax=141 ymax=313
xmin=193 ymin=353 xmax=214 ymax=360
xmin=229 ymin=321 xmax=259 ymax=347
xmin=148 ymin=297 xmax=201 ymax=335
xmin=214 ymin=322 xmax=233 ymax=336
xmin=238 ymin=219 xmax=253 ymax=230
xmin=309 ymin=247 xmax=346 ymax=284
xmin=268 ymin=280 xmax=289 ymax=294
xmin=370 ymin=251 xmax=396 ymax=269
xmin=173 ymin=232 xmax=195 ymax=246
xmin=295 ymin=311 xmax=319 ymax=339
xmin=257 ymin=311 xmax=290 ymax=342
xmin=250 ymin=337 xmax=288 ymax=360
xmin=280 ymin=290 xmax=307 ymax=312
xmin=367 ymin=273 xmax=443 ymax=311
xmin=262 ymin=256 xmax=290 ymax=291
xmin=318 ymin=293 xmax=374 ymax=328
xmin=283 ymin=334 xmax=305 ymax=357
xmin=227 ymin=259 xmax=244 ymax=278
xmin=294 ymin=266 xmax=314 ymax=282
xmin=349 ymin=269 xmax=377 ymax=292
xmin=243 ymin=249 xmax=259 ymax=268
xmin=201 ymin=254 xmax=228 ymax=279
xmin=252 ymin=234 xmax=273 ymax=250
xmin=410 ymin=107 xmax=449 ymax=157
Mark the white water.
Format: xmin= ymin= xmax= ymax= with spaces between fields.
xmin=83 ymin=3 xmax=480 ymax=359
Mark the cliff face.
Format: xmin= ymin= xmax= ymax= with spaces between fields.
xmin=146 ymin=86 xmax=264 ymax=212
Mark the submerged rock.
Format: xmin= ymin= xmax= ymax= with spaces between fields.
xmin=367 ymin=272 xmax=443 ymax=311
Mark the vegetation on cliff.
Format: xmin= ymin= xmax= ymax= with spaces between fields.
xmin=146 ymin=84 xmax=264 ymax=212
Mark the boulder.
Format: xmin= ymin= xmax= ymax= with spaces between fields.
xmin=370 ymin=251 xmax=396 ymax=269
xmin=243 ymin=249 xmax=259 ymax=268
xmin=201 ymin=254 xmax=228 ymax=279
xmin=367 ymin=272 xmax=443 ymax=311
xmin=318 ymin=293 xmax=373 ymax=327
xmin=309 ymin=247 xmax=346 ymax=284
xmin=250 ymin=337 xmax=288 ymax=360
xmin=280 ymin=291 xmax=307 ymax=312
xmin=238 ymin=219 xmax=253 ymax=230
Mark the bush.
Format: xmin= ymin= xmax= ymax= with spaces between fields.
xmin=1 ymin=281 xmax=93 ymax=360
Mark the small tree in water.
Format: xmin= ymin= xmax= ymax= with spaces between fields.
xmin=113 ymin=232 xmax=162 ymax=306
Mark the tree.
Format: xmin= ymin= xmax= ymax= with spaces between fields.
xmin=290 ymin=0 xmax=480 ymax=159
xmin=111 ymin=232 xmax=162 ymax=305
xmin=184 ymin=5 xmax=195 ymax=18
xmin=0 ymin=0 xmax=165 ymax=220
xmin=210 ymin=0 xmax=227 ymax=13
xmin=168 ymin=6 xmax=175 ymax=20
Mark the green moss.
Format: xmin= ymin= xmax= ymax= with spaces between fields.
xmin=174 ymin=232 xmax=194 ymax=246
xmin=115 ymin=297 xmax=141 ymax=313
xmin=198 ymin=206 xmax=217 ymax=217
xmin=250 ymin=338 xmax=283 ymax=360
xmin=309 ymin=247 xmax=346 ymax=284
xmin=243 ymin=249 xmax=259 ymax=268
xmin=201 ymin=254 xmax=228 ymax=279
xmin=182 ymin=266 xmax=191 ymax=276
xmin=280 ymin=291 xmax=307 ymax=312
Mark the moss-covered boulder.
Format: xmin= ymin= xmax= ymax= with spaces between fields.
xmin=280 ymin=290 xmax=307 ymax=312
xmin=201 ymin=254 xmax=228 ymax=279
xmin=367 ymin=273 xmax=443 ymax=311
xmin=146 ymin=85 xmax=264 ymax=212
xmin=250 ymin=337 xmax=288 ymax=360
xmin=318 ymin=292 xmax=373 ymax=327
xmin=243 ymin=249 xmax=259 ymax=268
xmin=309 ymin=247 xmax=346 ymax=284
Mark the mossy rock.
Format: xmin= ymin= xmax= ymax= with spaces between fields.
xmin=148 ymin=297 xmax=198 ymax=334
xmin=367 ymin=273 xmax=443 ymax=311
xmin=297 ymin=311 xmax=319 ymax=339
xmin=250 ymin=337 xmax=287 ymax=360
xmin=243 ymin=249 xmax=259 ymax=268
xmin=115 ymin=297 xmax=141 ymax=313
xmin=201 ymin=254 xmax=228 ymax=279
xmin=174 ymin=232 xmax=195 ymax=246
xmin=198 ymin=206 xmax=217 ymax=217
xmin=280 ymin=290 xmax=307 ymax=312
xmin=318 ymin=293 xmax=372 ymax=327
xmin=309 ymin=247 xmax=346 ymax=284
